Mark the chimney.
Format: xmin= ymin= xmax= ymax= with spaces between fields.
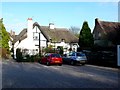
xmin=27 ymin=18 xmax=33 ymax=31
xmin=27 ymin=18 xmax=32 ymax=20
xmin=27 ymin=18 xmax=33 ymax=39
xmin=95 ymin=18 xmax=100 ymax=25
xmin=10 ymin=30 xmax=12 ymax=35
xmin=49 ymin=23 xmax=54 ymax=29
xmin=13 ymin=31 xmax=15 ymax=36
xmin=10 ymin=30 xmax=15 ymax=36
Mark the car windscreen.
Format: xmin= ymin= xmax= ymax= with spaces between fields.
xmin=77 ymin=52 xmax=85 ymax=56
xmin=51 ymin=54 xmax=61 ymax=57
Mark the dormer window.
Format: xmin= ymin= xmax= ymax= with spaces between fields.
xmin=61 ymin=39 xmax=65 ymax=42
xmin=50 ymin=39 xmax=52 ymax=42
xmin=19 ymin=40 xmax=21 ymax=43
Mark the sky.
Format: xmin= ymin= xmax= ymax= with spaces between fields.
xmin=1 ymin=1 xmax=119 ymax=35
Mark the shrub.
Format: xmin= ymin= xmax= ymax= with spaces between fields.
xmin=16 ymin=48 xmax=23 ymax=62
xmin=44 ymin=47 xmax=55 ymax=53
xmin=0 ymin=48 xmax=10 ymax=59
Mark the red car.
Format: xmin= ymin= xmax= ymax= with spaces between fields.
xmin=40 ymin=53 xmax=62 ymax=66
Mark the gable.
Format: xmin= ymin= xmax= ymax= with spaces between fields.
xmin=93 ymin=18 xmax=120 ymax=41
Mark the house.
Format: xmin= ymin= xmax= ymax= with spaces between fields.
xmin=13 ymin=18 xmax=78 ymax=58
xmin=93 ymin=18 xmax=120 ymax=47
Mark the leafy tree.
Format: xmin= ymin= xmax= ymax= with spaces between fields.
xmin=78 ymin=21 xmax=94 ymax=48
xmin=0 ymin=18 xmax=10 ymax=52
xmin=69 ymin=26 xmax=80 ymax=38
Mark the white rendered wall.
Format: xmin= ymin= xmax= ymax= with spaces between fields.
xmin=14 ymin=19 xmax=47 ymax=58
xmin=33 ymin=26 xmax=47 ymax=47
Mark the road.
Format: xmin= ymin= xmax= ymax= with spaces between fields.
xmin=2 ymin=59 xmax=119 ymax=88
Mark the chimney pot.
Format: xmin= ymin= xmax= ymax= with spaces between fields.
xmin=27 ymin=18 xmax=32 ymax=20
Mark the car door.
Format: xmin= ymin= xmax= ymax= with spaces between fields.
xmin=69 ymin=52 xmax=76 ymax=61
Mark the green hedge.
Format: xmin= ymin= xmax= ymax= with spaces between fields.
xmin=16 ymin=49 xmax=41 ymax=62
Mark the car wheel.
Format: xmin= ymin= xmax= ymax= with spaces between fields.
xmin=81 ymin=63 xmax=85 ymax=65
xmin=39 ymin=60 xmax=42 ymax=64
xmin=46 ymin=61 xmax=50 ymax=66
xmin=59 ymin=64 xmax=62 ymax=66
xmin=70 ymin=60 xmax=74 ymax=65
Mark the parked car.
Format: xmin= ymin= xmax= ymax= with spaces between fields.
xmin=40 ymin=53 xmax=62 ymax=66
xmin=63 ymin=52 xmax=87 ymax=65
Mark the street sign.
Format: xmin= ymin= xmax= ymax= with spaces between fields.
xmin=117 ymin=45 xmax=120 ymax=66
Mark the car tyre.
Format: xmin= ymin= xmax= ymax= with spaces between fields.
xmin=70 ymin=60 xmax=75 ymax=65
xmin=81 ymin=63 xmax=85 ymax=65
xmin=39 ymin=60 xmax=42 ymax=64
xmin=46 ymin=61 xmax=50 ymax=66
xmin=59 ymin=64 xmax=62 ymax=66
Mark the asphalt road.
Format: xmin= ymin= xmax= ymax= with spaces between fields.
xmin=2 ymin=59 xmax=119 ymax=88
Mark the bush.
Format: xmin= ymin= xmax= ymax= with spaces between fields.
xmin=44 ymin=47 xmax=55 ymax=53
xmin=16 ymin=48 xmax=23 ymax=62
xmin=57 ymin=46 xmax=63 ymax=55
xmin=0 ymin=48 xmax=10 ymax=59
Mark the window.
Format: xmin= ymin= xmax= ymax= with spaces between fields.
xmin=71 ymin=53 xmax=75 ymax=56
xmin=93 ymin=34 xmax=95 ymax=38
xmin=51 ymin=54 xmax=61 ymax=57
xmin=98 ymin=33 xmax=101 ymax=37
xmin=77 ymin=52 xmax=85 ymax=56
xmin=61 ymin=39 xmax=65 ymax=42
xmin=69 ymin=52 xmax=75 ymax=56
xmin=34 ymin=36 xmax=38 ymax=40
xmin=33 ymin=32 xmax=39 ymax=40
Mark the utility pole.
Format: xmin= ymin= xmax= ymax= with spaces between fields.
xmin=39 ymin=33 xmax=41 ymax=56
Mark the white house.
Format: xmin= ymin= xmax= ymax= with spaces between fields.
xmin=13 ymin=18 xmax=78 ymax=58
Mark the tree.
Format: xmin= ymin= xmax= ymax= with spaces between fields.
xmin=78 ymin=21 xmax=94 ymax=48
xmin=0 ymin=18 xmax=10 ymax=53
xmin=69 ymin=26 xmax=80 ymax=38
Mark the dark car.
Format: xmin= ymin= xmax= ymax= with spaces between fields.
xmin=63 ymin=52 xmax=87 ymax=65
xmin=40 ymin=53 xmax=62 ymax=66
